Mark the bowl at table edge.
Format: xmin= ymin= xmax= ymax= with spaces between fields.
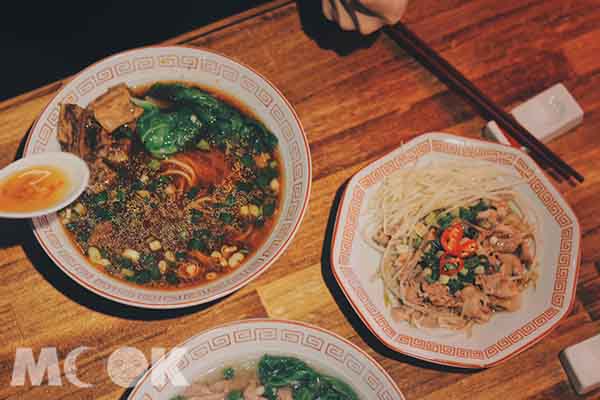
xmin=23 ymin=45 xmax=312 ymax=309
xmin=126 ymin=319 xmax=405 ymax=400
xmin=330 ymin=132 xmax=581 ymax=368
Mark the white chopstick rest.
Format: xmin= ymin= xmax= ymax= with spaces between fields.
xmin=560 ymin=333 xmax=600 ymax=395
xmin=483 ymin=83 xmax=584 ymax=145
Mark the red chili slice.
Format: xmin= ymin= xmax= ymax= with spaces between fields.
xmin=440 ymin=223 xmax=463 ymax=256
xmin=440 ymin=255 xmax=465 ymax=276
xmin=459 ymin=239 xmax=478 ymax=258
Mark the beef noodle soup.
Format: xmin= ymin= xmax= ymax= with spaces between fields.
xmin=171 ymin=354 xmax=359 ymax=400
xmin=57 ymin=82 xmax=282 ymax=288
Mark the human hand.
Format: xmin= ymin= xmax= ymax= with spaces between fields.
xmin=322 ymin=0 xmax=409 ymax=35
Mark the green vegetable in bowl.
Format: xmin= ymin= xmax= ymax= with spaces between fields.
xmin=226 ymin=390 xmax=243 ymax=400
xmin=134 ymin=99 xmax=203 ymax=158
xmin=168 ymin=354 xmax=358 ymax=400
xmin=147 ymin=83 xmax=278 ymax=154
xmin=258 ymin=355 xmax=358 ymax=400
xmin=223 ymin=367 xmax=235 ymax=380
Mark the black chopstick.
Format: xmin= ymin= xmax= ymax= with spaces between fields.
xmin=383 ymin=23 xmax=584 ymax=183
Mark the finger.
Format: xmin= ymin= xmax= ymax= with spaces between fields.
xmin=340 ymin=0 xmax=362 ymax=31
xmin=355 ymin=12 xmax=385 ymax=34
xmin=334 ymin=0 xmax=359 ymax=31
xmin=348 ymin=0 xmax=387 ymax=33
xmin=382 ymin=0 xmax=408 ymax=24
xmin=358 ymin=0 xmax=408 ymax=24
xmin=322 ymin=0 xmax=334 ymax=21
xmin=350 ymin=0 xmax=380 ymax=17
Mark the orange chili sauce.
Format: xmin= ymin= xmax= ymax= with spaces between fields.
xmin=0 ymin=166 xmax=69 ymax=213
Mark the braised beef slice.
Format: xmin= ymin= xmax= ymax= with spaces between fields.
xmin=58 ymin=103 xmax=101 ymax=158
xmin=89 ymin=84 xmax=143 ymax=133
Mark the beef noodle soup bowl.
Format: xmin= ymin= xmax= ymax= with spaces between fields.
xmin=127 ymin=320 xmax=404 ymax=400
xmin=58 ymin=82 xmax=284 ymax=290
xmin=25 ymin=47 xmax=311 ymax=308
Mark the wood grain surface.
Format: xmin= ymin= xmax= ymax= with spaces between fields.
xmin=1 ymin=1 xmax=600 ymax=399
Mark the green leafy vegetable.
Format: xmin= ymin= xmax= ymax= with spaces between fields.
xmin=421 ymin=240 xmax=441 ymax=283
xmin=448 ymin=278 xmax=465 ymax=294
xmin=226 ymin=390 xmax=243 ymax=400
xmin=77 ymin=231 xmax=91 ymax=243
xmin=259 ymin=355 xmax=316 ymax=388
xmin=471 ymin=199 xmax=489 ymax=213
xmin=114 ymin=126 xmax=133 ymax=140
xmin=116 ymin=256 xmax=133 ymax=269
xmin=459 ymin=207 xmax=476 ymax=224
xmin=149 ymin=265 xmax=161 ymax=281
xmin=140 ymin=253 xmax=156 ymax=266
xmin=147 ymin=83 xmax=278 ymax=154
xmin=236 ymin=182 xmax=253 ymax=192
xmin=191 ymin=209 xmax=204 ymax=224
xmin=166 ymin=271 xmax=180 ymax=285
xmin=258 ymin=355 xmax=358 ymax=400
xmin=225 ymin=194 xmax=236 ymax=206
xmin=459 ymin=268 xmax=476 ymax=285
xmin=131 ymin=180 xmax=144 ymax=191
xmin=459 ymin=200 xmax=489 ymax=224
xmin=139 ymin=254 xmax=161 ymax=281
xmin=464 ymin=256 xmax=480 ymax=270
xmin=437 ymin=213 xmax=454 ymax=230
xmin=187 ymin=187 xmax=200 ymax=200
xmin=256 ymin=167 xmax=278 ymax=189
xmin=219 ymin=212 xmax=233 ymax=224
xmin=420 ymin=241 xmax=441 ymax=268
xmin=463 ymin=226 xmax=478 ymax=239
xmin=116 ymin=189 xmax=126 ymax=202
xmin=223 ymin=367 xmax=235 ymax=380
xmin=188 ymin=238 xmax=207 ymax=252
xmin=147 ymin=180 xmax=160 ymax=193
xmin=94 ymin=207 xmax=113 ymax=221
xmin=94 ymin=191 xmax=108 ymax=204
xmin=241 ymin=153 xmax=254 ymax=167
xmin=136 ymin=254 xmax=161 ymax=281
xmin=132 ymin=270 xmax=151 ymax=285
xmin=320 ymin=375 xmax=361 ymax=399
xmin=134 ymin=99 xmax=203 ymax=158
xmin=263 ymin=203 xmax=275 ymax=217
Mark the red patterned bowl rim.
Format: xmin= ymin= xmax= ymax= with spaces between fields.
xmin=23 ymin=45 xmax=312 ymax=309
xmin=330 ymin=132 xmax=582 ymax=369
xmin=127 ymin=318 xmax=405 ymax=400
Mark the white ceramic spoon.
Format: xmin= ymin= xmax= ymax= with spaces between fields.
xmin=0 ymin=152 xmax=89 ymax=219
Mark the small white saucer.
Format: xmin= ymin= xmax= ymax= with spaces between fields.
xmin=0 ymin=152 xmax=89 ymax=219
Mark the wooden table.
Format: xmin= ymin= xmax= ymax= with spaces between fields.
xmin=1 ymin=1 xmax=599 ymax=398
